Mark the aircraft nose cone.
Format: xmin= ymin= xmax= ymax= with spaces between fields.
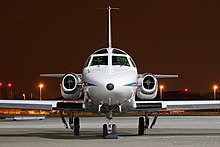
xmin=106 ymin=83 xmax=114 ymax=91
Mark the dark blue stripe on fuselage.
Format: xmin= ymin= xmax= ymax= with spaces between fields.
xmin=124 ymin=82 xmax=137 ymax=87
xmin=84 ymin=82 xmax=97 ymax=86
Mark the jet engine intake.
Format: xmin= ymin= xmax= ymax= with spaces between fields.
xmin=137 ymin=74 xmax=158 ymax=100
xmin=61 ymin=73 xmax=82 ymax=99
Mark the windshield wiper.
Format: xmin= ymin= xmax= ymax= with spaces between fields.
xmin=120 ymin=61 xmax=127 ymax=67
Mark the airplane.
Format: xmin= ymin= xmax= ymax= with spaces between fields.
xmin=1 ymin=6 xmax=220 ymax=139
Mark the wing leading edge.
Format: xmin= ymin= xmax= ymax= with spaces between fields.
xmin=162 ymin=101 xmax=220 ymax=111
xmin=0 ymin=100 xmax=84 ymax=111
xmin=135 ymin=100 xmax=220 ymax=111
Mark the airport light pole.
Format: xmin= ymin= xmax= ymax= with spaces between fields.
xmin=213 ymin=85 xmax=218 ymax=100
xmin=22 ymin=94 xmax=26 ymax=100
xmin=160 ymin=85 xmax=164 ymax=101
xmin=39 ymin=83 xmax=44 ymax=101
xmin=0 ymin=82 xmax=2 ymax=98
xmin=8 ymin=83 xmax=12 ymax=99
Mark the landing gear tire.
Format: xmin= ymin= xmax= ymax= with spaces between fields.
xmin=103 ymin=124 xmax=108 ymax=139
xmin=112 ymin=124 xmax=117 ymax=135
xmin=74 ymin=117 xmax=80 ymax=136
xmin=103 ymin=124 xmax=118 ymax=139
xmin=138 ymin=117 xmax=145 ymax=135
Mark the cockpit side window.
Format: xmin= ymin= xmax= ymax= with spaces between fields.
xmin=112 ymin=56 xmax=130 ymax=67
xmin=129 ymin=58 xmax=136 ymax=67
xmin=84 ymin=56 xmax=91 ymax=67
xmin=91 ymin=56 xmax=108 ymax=66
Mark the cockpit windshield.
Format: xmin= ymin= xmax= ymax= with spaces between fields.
xmin=91 ymin=56 xmax=108 ymax=66
xmin=112 ymin=56 xmax=130 ymax=67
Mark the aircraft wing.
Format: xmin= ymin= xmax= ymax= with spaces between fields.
xmin=135 ymin=100 xmax=220 ymax=111
xmin=2 ymin=100 xmax=220 ymax=113
xmin=0 ymin=100 xmax=84 ymax=111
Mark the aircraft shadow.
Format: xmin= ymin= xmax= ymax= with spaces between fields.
xmin=0 ymin=128 xmax=220 ymax=140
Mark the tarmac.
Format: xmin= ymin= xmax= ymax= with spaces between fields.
xmin=1 ymin=116 xmax=220 ymax=147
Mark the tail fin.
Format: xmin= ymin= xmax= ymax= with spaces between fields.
xmin=107 ymin=6 xmax=119 ymax=48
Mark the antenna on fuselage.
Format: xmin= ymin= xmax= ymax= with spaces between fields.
xmin=107 ymin=6 xmax=119 ymax=48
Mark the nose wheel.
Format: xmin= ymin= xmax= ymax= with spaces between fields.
xmin=103 ymin=124 xmax=118 ymax=139
xmin=103 ymin=112 xmax=118 ymax=139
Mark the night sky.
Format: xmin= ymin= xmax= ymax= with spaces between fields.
xmin=0 ymin=0 xmax=220 ymax=99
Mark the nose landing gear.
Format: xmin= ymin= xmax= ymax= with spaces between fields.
xmin=103 ymin=112 xmax=118 ymax=139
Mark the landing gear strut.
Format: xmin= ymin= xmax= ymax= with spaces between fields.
xmin=60 ymin=111 xmax=80 ymax=136
xmin=138 ymin=112 xmax=158 ymax=135
xmin=103 ymin=111 xmax=118 ymax=139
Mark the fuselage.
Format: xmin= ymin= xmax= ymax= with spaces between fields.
xmin=83 ymin=48 xmax=138 ymax=106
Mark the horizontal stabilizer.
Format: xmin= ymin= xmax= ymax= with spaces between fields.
xmin=40 ymin=73 xmax=82 ymax=78
xmin=40 ymin=74 xmax=65 ymax=78
xmin=154 ymin=74 xmax=178 ymax=78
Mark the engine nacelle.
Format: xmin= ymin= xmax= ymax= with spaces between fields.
xmin=137 ymin=74 xmax=158 ymax=100
xmin=61 ymin=73 xmax=82 ymax=99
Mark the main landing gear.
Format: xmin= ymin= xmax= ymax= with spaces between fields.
xmin=138 ymin=112 xmax=158 ymax=135
xmin=60 ymin=111 xmax=80 ymax=136
xmin=103 ymin=112 xmax=118 ymax=139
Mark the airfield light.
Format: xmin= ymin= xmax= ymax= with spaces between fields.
xmin=213 ymin=85 xmax=218 ymax=100
xmin=39 ymin=83 xmax=44 ymax=88
xmin=160 ymin=85 xmax=164 ymax=101
xmin=8 ymin=83 xmax=12 ymax=87
xmin=184 ymin=88 xmax=188 ymax=92
xmin=22 ymin=93 xmax=26 ymax=100
xmin=7 ymin=83 xmax=12 ymax=99
xmin=39 ymin=83 xmax=44 ymax=101
xmin=213 ymin=85 xmax=218 ymax=90
xmin=0 ymin=82 xmax=2 ymax=87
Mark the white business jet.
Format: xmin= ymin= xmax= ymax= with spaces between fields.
xmin=1 ymin=6 xmax=220 ymax=139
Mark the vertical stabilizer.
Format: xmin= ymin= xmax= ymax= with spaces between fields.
xmin=107 ymin=6 xmax=119 ymax=48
